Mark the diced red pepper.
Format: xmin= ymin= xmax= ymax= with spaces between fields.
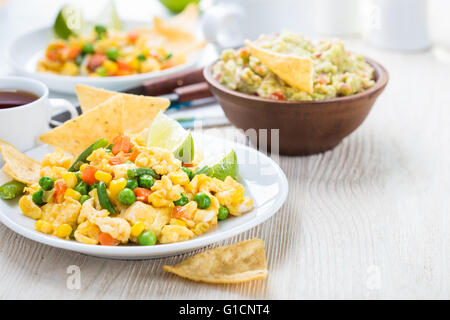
xmin=128 ymin=148 xmax=140 ymax=162
xmin=117 ymin=60 xmax=132 ymax=72
xmin=134 ymin=188 xmax=152 ymax=203
xmin=67 ymin=46 xmax=82 ymax=60
xmin=160 ymin=59 xmax=175 ymax=70
xmin=81 ymin=165 xmax=98 ymax=185
xmin=111 ymin=135 xmax=134 ymax=155
xmin=53 ymin=180 xmax=67 ymax=203
xmin=172 ymin=206 xmax=187 ymax=220
xmin=182 ymin=163 xmax=194 ymax=167
xmin=108 ymin=156 xmax=126 ymax=166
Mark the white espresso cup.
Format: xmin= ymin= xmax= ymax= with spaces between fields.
xmin=0 ymin=76 xmax=77 ymax=151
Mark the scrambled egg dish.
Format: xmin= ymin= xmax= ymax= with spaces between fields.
xmin=18 ymin=134 xmax=253 ymax=246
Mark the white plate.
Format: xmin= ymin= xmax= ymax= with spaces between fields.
xmin=6 ymin=22 xmax=204 ymax=94
xmin=0 ymin=134 xmax=288 ymax=259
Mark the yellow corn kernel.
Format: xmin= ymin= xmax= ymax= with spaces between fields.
xmin=36 ymin=220 xmax=54 ymax=234
xmin=102 ymin=60 xmax=118 ymax=74
xmin=80 ymin=163 xmax=88 ymax=171
xmin=94 ymin=170 xmax=112 ymax=184
xmin=193 ymin=222 xmax=210 ymax=236
xmin=64 ymin=188 xmax=81 ymax=201
xmin=129 ymin=58 xmax=140 ymax=70
xmin=131 ymin=221 xmax=145 ymax=237
xmin=170 ymin=218 xmax=186 ymax=227
xmin=108 ymin=178 xmax=127 ymax=198
xmin=55 ymin=224 xmax=73 ymax=238
xmin=35 ymin=219 xmax=45 ymax=232
xmin=63 ymin=172 xmax=78 ymax=188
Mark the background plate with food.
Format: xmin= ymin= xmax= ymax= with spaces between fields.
xmin=6 ymin=4 xmax=205 ymax=94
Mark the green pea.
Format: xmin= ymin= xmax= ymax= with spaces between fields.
xmin=126 ymin=179 xmax=138 ymax=190
xmin=181 ymin=167 xmax=193 ymax=180
xmin=174 ymin=193 xmax=189 ymax=206
xmin=32 ymin=190 xmax=45 ymax=206
xmin=138 ymin=175 xmax=154 ymax=189
xmin=74 ymin=181 xmax=89 ymax=195
xmin=96 ymin=66 xmax=108 ymax=77
xmin=218 ymin=206 xmax=229 ymax=220
xmin=38 ymin=176 xmax=54 ymax=191
xmin=79 ymin=195 xmax=90 ymax=204
xmin=138 ymin=230 xmax=157 ymax=246
xmin=137 ymin=53 xmax=146 ymax=61
xmin=118 ymin=188 xmax=136 ymax=205
xmin=193 ymin=192 xmax=211 ymax=209
xmin=106 ymin=47 xmax=119 ymax=61
xmin=82 ymin=43 xmax=94 ymax=54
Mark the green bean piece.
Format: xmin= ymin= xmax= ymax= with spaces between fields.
xmin=0 ymin=180 xmax=26 ymax=200
xmin=74 ymin=181 xmax=89 ymax=195
xmin=174 ymin=193 xmax=189 ymax=206
xmin=68 ymin=138 xmax=109 ymax=172
xmin=127 ymin=167 xmax=160 ymax=180
xmin=97 ymin=181 xmax=116 ymax=215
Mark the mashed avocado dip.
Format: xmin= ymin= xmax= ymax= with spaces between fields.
xmin=212 ymin=31 xmax=375 ymax=101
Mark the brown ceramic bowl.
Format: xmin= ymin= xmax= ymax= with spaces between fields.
xmin=203 ymin=58 xmax=388 ymax=155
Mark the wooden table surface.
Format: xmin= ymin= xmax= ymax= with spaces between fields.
xmin=1 ymin=1 xmax=450 ymax=300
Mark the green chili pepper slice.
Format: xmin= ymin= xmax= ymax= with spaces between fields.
xmin=68 ymin=138 xmax=109 ymax=172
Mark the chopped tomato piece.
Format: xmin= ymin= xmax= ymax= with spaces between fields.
xmin=81 ymin=165 xmax=98 ymax=185
xmin=98 ymin=232 xmax=119 ymax=246
xmin=53 ymin=180 xmax=67 ymax=203
xmin=134 ymin=188 xmax=152 ymax=203
xmin=88 ymin=53 xmax=107 ymax=72
xmin=46 ymin=50 xmax=59 ymax=61
xmin=111 ymin=135 xmax=134 ymax=155
xmin=270 ymin=92 xmax=286 ymax=100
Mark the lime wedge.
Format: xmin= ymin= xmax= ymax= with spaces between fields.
xmin=197 ymin=150 xmax=238 ymax=181
xmin=146 ymin=112 xmax=194 ymax=163
xmin=53 ymin=5 xmax=84 ymax=39
xmin=94 ymin=0 xmax=123 ymax=31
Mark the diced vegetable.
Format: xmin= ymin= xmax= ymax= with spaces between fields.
xmin=173 ymin=193 xmax=188 ymax=206
xmin=97 ymin=181 xmax=116 ymax=215
xmin=133 ymin=187 xmax=152 ymax=203
xmin=218 ymin=206 xmax=229 ymax=220
xmin=0 ymin=180 xmax=26 ymax=200
xmin=111 ymin=135 xmax=133 ymax=155
xmin=39 ymin=176 xmax=55 ymax=191
xmin=194 ymin=192 xmax=211 ymax=209
xmin=138 ymin=230 xmax=156 ymax=246
xmin=98 ymin=232 xmax=119 ymax=246
xmin=127 ymin=167 xmax=160 ymax=180
xmin=81 ymin=165 xmax=98 ymax=185
xmin=117 ymin=188 xmax=136 ymax=205
xmin=68 ymin=138 xmax=109 ymax=171
xmin=32 ymin=190 xmax=45 ymax=206
xmin=138 ymin=175 xmax=154 ymax=189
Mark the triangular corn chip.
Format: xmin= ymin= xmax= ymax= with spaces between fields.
xmin=163 ymin=239 xmax=268 ymax=284
xmin=40 ymin=95 xmax=125 ymax=155
xmin=76 ymin=85 xmax=170 ymax=133
xmin=0 ymin=140 xmax=41 ymax=184
xmin=165 ymin=3 xmax=199 ymax=34
xmin=245 ymin=40 xmax=314 ymax=94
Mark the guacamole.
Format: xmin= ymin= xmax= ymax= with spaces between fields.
xmin=212 ymin=31 xmax=375 ymax=101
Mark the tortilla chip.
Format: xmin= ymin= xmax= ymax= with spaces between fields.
xmin=163 ymin=239 xmax=268 ymax=284
xmin=40 ymin=95 xmax=125 ymax=155
xmin=0 ymin=140 xmax=41 ymax=184
xmin=76 ymin=85 xmax=170 ymax=133
xmin=245 ymin=40 xmax=314 ymax=94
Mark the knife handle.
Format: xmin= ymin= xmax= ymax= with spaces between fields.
xmin=143 ymin=68 xmax=205 ymax=96
xmin=175 ymin=82 xmax=212 ymax=103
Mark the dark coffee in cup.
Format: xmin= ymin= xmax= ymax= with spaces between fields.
xmin=0 ymin=89 xmax=39 ymax=109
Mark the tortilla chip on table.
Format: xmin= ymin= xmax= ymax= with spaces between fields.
xmin=163 ymin=238 xmax=268 ymax=284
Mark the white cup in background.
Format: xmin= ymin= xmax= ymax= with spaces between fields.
xmin=313 ymin=0 xmax=363 ymax=37
xmin=201 ymin=0 xmax=314 ymax=48
xmin=0 ymin=77 xmax=77 ymax=151
xmin=366 ymin=0 xmax=430 ymax=51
